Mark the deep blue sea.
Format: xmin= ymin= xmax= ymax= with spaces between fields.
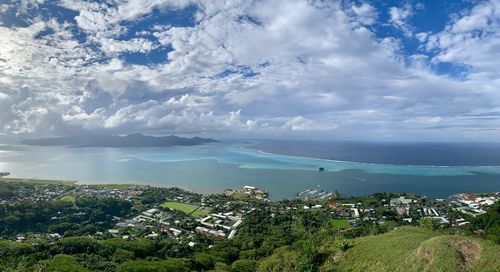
xmin=1 ymin=140 xmax=499 ymax=200
xmin=250 ymin=140 xmax=500 ymax=166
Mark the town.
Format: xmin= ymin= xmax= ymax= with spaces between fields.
xmin=0 ymin=177 xmax=498 ymax=244
xmin=0 ymin=177 xmax=499 ymax=271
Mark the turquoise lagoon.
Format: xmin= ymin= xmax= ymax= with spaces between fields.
xmin=1 ymin=141 xmax=499 ymax=200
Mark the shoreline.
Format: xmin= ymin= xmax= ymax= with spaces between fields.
xmin=2 ymin=176 xmax=499 ymax=201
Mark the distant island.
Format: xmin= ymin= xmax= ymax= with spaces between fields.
xmin=21 ymin=133 xmax=217 ymax=147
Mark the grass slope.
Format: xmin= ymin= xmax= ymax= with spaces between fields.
xmin=334 ymin=227 xmax=500 ymax=272
xmin=331 ymin=219 xmax=350 ymax=230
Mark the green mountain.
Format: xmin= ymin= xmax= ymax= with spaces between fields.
xmin=21 ymin=133 xmax=217 ymax=147
xmin=322 ymin=227 xmax=499 ymax=272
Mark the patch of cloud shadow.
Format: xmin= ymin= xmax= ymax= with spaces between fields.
xmin=237 ymin=15 xmax=263 ymax=26
xmin=259 ymin=61 xmax=271 ymax=68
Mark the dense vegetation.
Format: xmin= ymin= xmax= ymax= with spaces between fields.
xmin=467 ymin=200 xmax=500 ymax=243
xmin=0 ymin=196 xmax=132 ymax=237
xmin=0 ymin=181 xmax=498 ymax=271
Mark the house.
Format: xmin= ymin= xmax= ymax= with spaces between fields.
xmin=108 ymin=229 xmax=119 ymax=235
xmin=146 ymin=233 xmax=159 ymax=239
xmin=49 ymin=233 xmax=61 ymax=239
xmin=169 ymin=228 xmax=182 ymax=237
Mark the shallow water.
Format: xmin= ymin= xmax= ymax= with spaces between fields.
xmin=0 ymin=141 xmax=499 ymax=200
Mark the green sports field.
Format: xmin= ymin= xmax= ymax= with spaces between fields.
xmin=160 ymin=202 xmax=209 ymax=217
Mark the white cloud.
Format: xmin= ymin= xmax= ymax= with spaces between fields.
xmin=415 ymin=32 xmax=428 ymax=42
xmin=351 ymin=3 xmax=378 ymax=25
xmin=426 ymin=0 xmax=500 ymax=81
xmin=0 ymin=0 xmax=500 ymax=140
xmin=389 ymin=4 xmax=414 ymax=37
xmin=283 ymin=116 xmax=337 ymax=131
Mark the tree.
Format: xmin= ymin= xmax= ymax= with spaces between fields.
xmin=113 ymin=249 xmax=135 ymax=263
xmin=257 ymin=249 xmax=298 ymax=272
xmin=420 ymin=217 xmax=439 ymax=230
xmin=116 ymin=259 xmax=190 ymax=272
xmin=231 ymin=259 xmax=258 ymax=272
xmin=193 ymin=252 xmax=216 ymax=270
xmin=39 ymin=254 xmax=90 ymax=272
xmin=4 ymin=215 xmax=20 ymax=225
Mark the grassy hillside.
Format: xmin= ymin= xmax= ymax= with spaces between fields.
xmin=333 ymin=227 xmax=500 ymax=272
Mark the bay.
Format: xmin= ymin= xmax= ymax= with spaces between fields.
xmin=0 ymin=140 xmax=499 ymax=200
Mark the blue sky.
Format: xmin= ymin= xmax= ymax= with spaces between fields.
xmin=0 ymin=0 xmax=499 ymax=141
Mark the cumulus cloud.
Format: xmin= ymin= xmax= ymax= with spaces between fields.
xmin=0 ymin=0 xmax=499 ymax=140
xmin=426 ymin=0 xmax=500 ymax=79
xmin=350 ymin=3 xmax=378 ymax=25
xmin=388 ymin=4 xmax=414 ymax=37
xmin=283 ymin=116 xmax=337 ymax=131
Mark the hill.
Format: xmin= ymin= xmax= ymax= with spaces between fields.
xmin=332 ymin=227 xmax=500 ymax=272
xmin=21 ymin=133 xmax=217 ymax=147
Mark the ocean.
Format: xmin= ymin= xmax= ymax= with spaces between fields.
xmin=1 ymin=140 xmax=499 ymax=200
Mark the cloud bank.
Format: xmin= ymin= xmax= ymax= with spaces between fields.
xmin=0 ymin=0 xmax=499 ymax=140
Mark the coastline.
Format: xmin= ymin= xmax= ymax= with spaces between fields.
xmin=2 ymin=143 xmax=500 ymax=200
xmin=2 ymin=176 xmax=498 ymax=201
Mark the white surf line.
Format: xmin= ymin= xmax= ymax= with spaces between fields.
xmin=239 ymin=144 xmax=500 ymax=170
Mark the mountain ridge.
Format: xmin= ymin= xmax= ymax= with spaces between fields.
xmin=21 ymin=133 xmax=218 ymax=147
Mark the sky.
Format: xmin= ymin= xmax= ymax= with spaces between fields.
xmin=0 ymin=0 xmax=499 ymax=141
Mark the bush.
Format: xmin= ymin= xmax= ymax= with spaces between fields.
xmin=337 ymin=241 xmax=350 ymax=252
xmin=420 ymin=217 xmax=439 ymax=230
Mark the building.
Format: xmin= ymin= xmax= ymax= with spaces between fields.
xmin=390 ymin=196 xmax=413 ymax=206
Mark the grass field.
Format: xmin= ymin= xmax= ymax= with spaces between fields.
xmin=191 ymin=207 xmax=210 ymax=218
xmin=160 ymin=202 xmax=208 ymax=217
xmin=330 ymin=219 xmax=350 ymax=230
xmin=333 ymin=227 xmax=500 ymax=272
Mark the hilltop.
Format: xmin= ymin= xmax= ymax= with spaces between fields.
xmin=21 ymin=133 xmax=217 ymax=147
xmin=331 ymin=227 xmax=500 ymax=272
